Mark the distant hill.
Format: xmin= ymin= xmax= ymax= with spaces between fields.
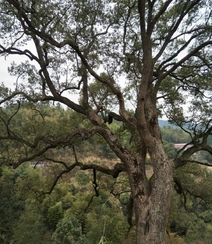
xmin=115 ymin=118 xmax=180 ymax=128
xmin=158 ymin=119 xmax=201 ymax=131
xmin=158 ymin=120 xmax=176 ymax=127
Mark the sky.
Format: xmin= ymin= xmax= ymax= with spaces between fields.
xmin=0 ymin=55 xmax=15 ymax=88
xmin=0 ymin=54 xmax=167 ymax=118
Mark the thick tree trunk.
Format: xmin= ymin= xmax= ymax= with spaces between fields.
xmin=127 ymin=143 xmax=175 ymax=244
xmin=135 ymin=166 xmax=173 ymax=243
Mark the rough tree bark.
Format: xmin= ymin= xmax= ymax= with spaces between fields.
xmin=130 ymin=146 xmax=174 ymax=244
xmin=123 ymin=105 xmax=175 ymax=243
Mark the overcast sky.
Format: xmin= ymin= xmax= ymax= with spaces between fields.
xmin=0 ymin=56 xmax=17 ymax=88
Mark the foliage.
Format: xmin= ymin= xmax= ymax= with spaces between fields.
xmin=47 ymin=201 xmax=63 ymax=230
xmin=0 ymin=0 xmax=212 ymax=242
xmin=161 ymin=126 xmax=190 ymax=143
xmin=0 ymin=161 xmax=135 ymax=243
xmin=12 ymin=202 xmax=47 ymax=244
xmin=52 ymin=213 xmax=88 ymax=244
xmin=163 ymin=140 xmax=178 ymax=159
xmin=0 ymin=166 xmax=25 ymax=244
xmin=1 ymin=149 xmax=212 ymax=243
xmin=1 ymin=106 xmax=212 ymax=243
xmin=75 ymin=171 xmax=90 ymax=185
xmin=169 ymin=164 xmax=212 ymax=243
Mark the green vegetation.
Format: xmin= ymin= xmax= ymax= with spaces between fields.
xmin=0 ymin=105 xmax=212 ymax=243
xmin=0 ymin=0 xmax=212 ymax=242
xmin=1 ymin=155 xmax=212 ymax=243
xmin=161 ymin=126 xmax=190 ymax=144
xmin=0 ymin=163 xmax=134 ymax=244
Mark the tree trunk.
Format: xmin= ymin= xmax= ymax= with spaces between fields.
xmin=127 ymin=142 xmax=175 ymax=244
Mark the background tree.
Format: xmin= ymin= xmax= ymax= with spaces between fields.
xmin=170 ymin=164 xmax=212 ymax=243
xmin=0 ymin=0 xmax=212 ymax=243
xmin=0 ymin=166 xmax=25 ymax=244
xmin=0 ymin=160 xmax=135 ymax=243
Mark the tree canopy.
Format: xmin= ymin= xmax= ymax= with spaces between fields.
xmin=0 ymin=0 xmax=212 ymax=243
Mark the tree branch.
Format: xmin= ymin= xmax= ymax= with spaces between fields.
xmin=44 ymin=156 xmax=125 ymax=195
xmin=158 ymin=41 xmax=212 ymax=83
xmin=153 ymin=0 xmax=202 ymax=63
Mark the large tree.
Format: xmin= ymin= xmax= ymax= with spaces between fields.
xmin=0 ymin=0 xmax=212 ymax=243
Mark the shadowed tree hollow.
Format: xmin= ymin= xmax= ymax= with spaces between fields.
xmin=0 ymin=0 xmax=212 ymax=243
